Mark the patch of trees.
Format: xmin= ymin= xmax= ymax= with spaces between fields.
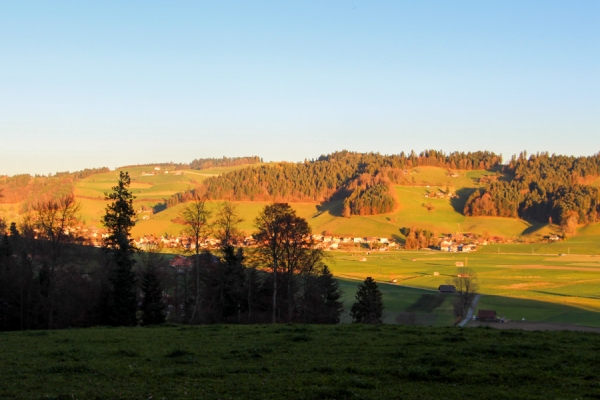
xmin=181 ymin=150 xmax=501 ymax=216
xmin=401 ymin=227 xmax=437 ymax=250
xmin=119 ymin=156 xmax=262 ymax=171
xmin=464 ymin=152 xmax=600 ymax=226
xmin=343 ymin=183 xmax=396 ymax=216
xmin=190 ymin=156 xmax=262 ymax=170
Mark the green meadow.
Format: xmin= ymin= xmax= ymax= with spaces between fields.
xmin=1 ymin=324 xmax=600 ymax=399
xmin=328 ymin=250 xmax=600 ymax=327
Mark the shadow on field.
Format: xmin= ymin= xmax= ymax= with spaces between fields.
xmin=406 ymin=294 xmax=446 ymax=312
xmin=520 ymin=221 xmax=546 ymax=236
xmin=396 ymin=294 xmax=450 ymax=326
xmin=450 ymin=188 xmax=476 ymax=214
xmin=315 ymin=199 xmax=344 ymax=217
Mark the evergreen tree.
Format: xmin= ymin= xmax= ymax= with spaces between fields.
xmin=102 ymin=171 xmax=137 ymax=326
xmin=140 ymin=264 xmax=166 ymax=325
xmin=350 ymin=277 xmax=384 ymax=324
xmin=317 ymin=265 xmax=344 ymax=324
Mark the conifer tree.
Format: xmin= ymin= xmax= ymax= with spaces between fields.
xmin=317 ymin=265 xmax=344 ymax=324
xmin=140 ymin=264 xmax=166 ymax=325
xmin=350 ymin=277 xmax=383 ymax=324
xmin=102 ymin=171 xmax=137 ymax=326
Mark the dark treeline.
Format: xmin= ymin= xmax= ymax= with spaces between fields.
xmin=190 ymin=156 xmax=262 ymax=170
xmin=118 ymin=156 xmax=262 ymax=171
xmin=0 ymin=180 xmax=345 ymax=329
xmin=173 ymin=150 xmax=501 ymax=216
xmin=0 ymin=228 xmax=344 ymax=331
xmin=0 ymin=167 xmax=110 ymax=210
xmin=464 ymin=152 xmax=600 ymax=228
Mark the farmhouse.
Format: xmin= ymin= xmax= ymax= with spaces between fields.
xmin=438 ymin=285 xmax=457 ymax=294
xmin=169 ymin=255 xmax=192 ymax=272
xmin=477 ymin=310 xmax=497 ymax=322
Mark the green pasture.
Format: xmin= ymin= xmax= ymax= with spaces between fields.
xmin=327 ymin=250 xmax=600 ymax=326
xmin=478 ymin=223 xmax=600 ymax=256
xmin=2 ymin=325 xmax=600 ymax=399
xmin=475 ymin=295 xmax=600 ymax=327
xmin=337 ymin=278 xmax=455 ymax=326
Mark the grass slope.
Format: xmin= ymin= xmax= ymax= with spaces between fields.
xmin=1 ymin=325 xmax=599 ymax=399
xmin=329 ymin=250 xmax=600 ymax=326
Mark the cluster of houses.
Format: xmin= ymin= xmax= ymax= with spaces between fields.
xmin=437 ymin=233 xmax=480 ymax=253
xmin=139 ymin=166 xmax=184 ymax=177
xmin=310 ymin=234 xmax=396 ymax=250
xmin=131 ymin=234 xmax=398 ymax=252
xmin=133 ymin=235 xmax=253 ymax=251
xmin=423 ymin=191 xmax=458 ymax=200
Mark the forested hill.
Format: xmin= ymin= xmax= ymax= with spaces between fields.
xmin=464 ymin=152 xmax=600 ymax=228
xmin=181 ymin=150 xmax=502 ymax=216
xmin=0 ymin=156 xmax=261 ymax=212
xmin=0 ymin=168 xmax=109 ymax=211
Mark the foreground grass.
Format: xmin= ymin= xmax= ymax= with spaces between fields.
xmin=1 ymin=325 xmax=599 ymax=399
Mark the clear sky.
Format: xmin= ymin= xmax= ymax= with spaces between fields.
xmin=1 ymin=1 xmax=599 ymax=175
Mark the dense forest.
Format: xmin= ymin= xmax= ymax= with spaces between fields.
xmin=190 ymin=150 xmax=502 ymax=215
xmin=464 ymin=152 xmax=600 ymax=228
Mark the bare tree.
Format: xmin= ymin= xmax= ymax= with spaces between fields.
xmin=214 ymin=201 xmax=244 ymax=248
xmin=451 ymin=267 xmax=479 ymax=319
xmin=33 ymin=194 xmax=81 ymax=328
xmin=180 ymin=193 xmax=212 ymax=323
xmin=254 ymin=203 xmax=323 ymax=323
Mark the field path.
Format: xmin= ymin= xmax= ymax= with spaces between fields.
xmin=458 ymin=294 xmax=481 ymax=327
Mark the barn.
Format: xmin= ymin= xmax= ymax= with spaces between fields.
xmin=438 ymin=285 xmax=457 ymax=294
xmin=477 ymin=310 xmax=497 ymax=322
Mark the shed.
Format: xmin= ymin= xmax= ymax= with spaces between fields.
xmin=477 ymin=310 xmax=497 ymax=321
xmin=438 ymin=285 xmax=457 ymax=294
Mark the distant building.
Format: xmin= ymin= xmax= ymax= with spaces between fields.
xmin=438 ymin=285 xmax=457 ymax=294
xmin=477 ymin=310 xmax=497 ymax=322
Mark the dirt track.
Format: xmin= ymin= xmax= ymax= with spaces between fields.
xmin=467 ymin=320 xmax=600 ymax=333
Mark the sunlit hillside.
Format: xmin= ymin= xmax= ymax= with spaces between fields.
xmin=65 ymin=164 xmax=594 ymax=248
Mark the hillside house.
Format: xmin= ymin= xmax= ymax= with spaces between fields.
xmin=169 ymin=255 xmax=192 ymax=272
xmin=477 ymin=310 xmax=497 ymax=322
xmin=438 ymin=285 xmax=457 ymax=294
xmin=439 ymin=240 xmax=453 ymax=252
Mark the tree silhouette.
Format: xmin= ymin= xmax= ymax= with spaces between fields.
xmin=102 ymin=171 xmax=137 ymax=326
xmin=350 ymin=277 xmax=383 ymax=324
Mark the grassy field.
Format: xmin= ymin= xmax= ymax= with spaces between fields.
xmin=337 ymin=278 xmax=456 ymax=326
xmin=328 ymin=250 xmax=600 ymax=327
xmin=1 ymin=324 xmax=599 ymax=399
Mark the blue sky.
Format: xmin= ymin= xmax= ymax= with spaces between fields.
xmin=1 ymin=1 xmax=599 ymax=175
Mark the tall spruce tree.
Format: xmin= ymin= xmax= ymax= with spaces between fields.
xmin=140 ymin=264 xmax=166 ymax=325
xmin=318 ymin=265 xmax=344 ymax=324
xmin=350 ymin=277 xmax=384 ymax=324
xmin=102 ymin=171 xmax=137 ymax=326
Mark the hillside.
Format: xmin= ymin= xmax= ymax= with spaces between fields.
xmin=2 ymin=151 xmax=600 ymax=248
